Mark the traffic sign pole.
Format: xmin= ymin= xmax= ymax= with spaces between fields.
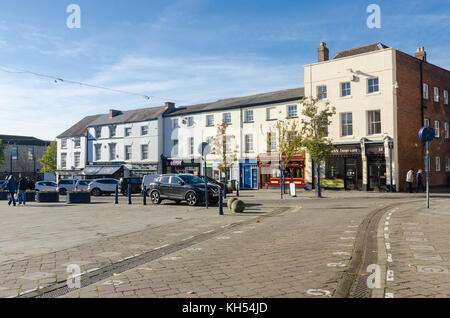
xmin=419 ymin=126 xmax=435 ymax=209
xmin=426 ymin=141 xmax=430 ymax=209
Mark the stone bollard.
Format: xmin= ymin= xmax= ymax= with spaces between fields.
xmin=227 ymin=197 xmax=238 ymax=210
xmin=231 ymin=200 xmax=246 ymax=213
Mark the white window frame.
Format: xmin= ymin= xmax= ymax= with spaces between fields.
xmin=267 ymin=132 xmax=277 ymax=153
xmin=446 ymin=157 xmax=450 ymax=172
xmin=61 ymin=139 xmax=67 ymax=149
xmin=444 ymin=90 xmax=449 ymax=105
xmin=244 ymin=134 xmax=254 ymax=153
xmin=341 ymin=82 xmax=351 ymax=97
xmin=141 ymin=145 xmax=149 ymax=161
xmin=141 ymin=125 xmax=149 ymax=136
xmin=124 ymin=145 xmax=132 ymax=161
xmin=95 ymin=144 xmax=102 ymax=161
xmin=244 ymin=110 xmax=254 ymax=123
xmin=124 ymin=127 xmax=132 ymax=137
xmin=287 ymin=105 xmax=298 ymax=118
xmin=109 ymin=126 xmax=117 ymax=138
xmin=28 ymin=147 xmax=34 ymax=160
xmin=266 ymin=107 xmax=277 ymax=121
xmin=434 ymin=87 xmax=440 ymax=102
xmin=368 ymin=110 xmax=382 ymax=135
xmin=172 ymin=139 xmax=179 ymax=157
xmin=188 ymin=137 xmax=194 ymax=155
xmin=172 ymin=119 xmax=179 ymax=129
xmin=109 ymin=143 xmax=116 ymax=161
xmin=445 ymin=122 xmax=449 ymax=139
xmin=187 ymin=117 xmax=194 ymax=127
xmin=223 ymin=113 xmax=232 ymax=125
xmin=74 ymin=152 xmax=81 ymax=168
xmin=61 ymin=153 xmax=67 ymax=168
xmin=434 ymin=121 xmax=440 ymax=138
xmin=206 ymin=115 xmax=214 ymax=127
xmin=95 ymin=127 xmax=102 ymax=139
xmin=317 ymin=85 xmax=327 ymax=99
xmin=368 ymin=77 xmax=379 ymax=94
xmin=436 ymin=157 xmax=441 ymax=172
xmin=423 ymin=83 xmax=429 ymax=100
xmin=74 ymin=138 xmax=81 ymax=149
xmin=341 ymin=112 xmax=353 ymax=137
xmin=424 ymin=118 xmax=430 ymax=127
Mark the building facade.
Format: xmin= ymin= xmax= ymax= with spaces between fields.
xmin=304 ymin=42 xmax=449 ymax=191
xmin=0 ymin=135 xmax=51 ymax=180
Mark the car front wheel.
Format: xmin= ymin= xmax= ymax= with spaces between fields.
xmin=186 ymin=192 xmax=198 ymax=206
xmin=151 ymin=191 xmax=162 ymax=205
xmin=91 ymin=188 xmax=101 ymax=196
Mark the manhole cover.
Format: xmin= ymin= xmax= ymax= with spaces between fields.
xmin=417 ymin=266 xmax=449 ymax=274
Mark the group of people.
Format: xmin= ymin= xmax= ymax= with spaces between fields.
xmin=406 ymin=169 xmax=425 ymax=193
xmin=3 ymin=174 xmax=35 ymax=207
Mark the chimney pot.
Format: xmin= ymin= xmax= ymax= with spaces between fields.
xmin=165 ymin=102 xmax=175 ymax=111
xmin=318 ymin=42 xmax=329 ymax=62
xmin=415 ymin=46 xmax=427 ymax=62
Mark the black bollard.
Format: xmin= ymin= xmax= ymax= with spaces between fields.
xmin=236 ymin=181 xmax=239 ymax=197
xmin=142 ymin=186 xmax=147 ymax=206
xmin=128 ymin=183 xmax=132 ymax=205
xmin=115 ymin=184 xmax=119 ymax=204
xmin=218 ymin=187 xmax=224 ymax=215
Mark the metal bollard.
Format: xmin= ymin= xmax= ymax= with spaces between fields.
xmin=142 ymin=186 xmax=147 ymax=206
xmin=236 ymin=181 xmax=239 ymax=197
xmin=115 ymin=184 xmax=119 ymax=204
xmin=218 ymin=187 xmax=224 ymax=215
xmin=128 ymin=183 xmax=132 ymax=205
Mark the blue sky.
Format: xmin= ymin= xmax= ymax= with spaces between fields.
xmin=0 ymin=0 xmax=448 ymax=140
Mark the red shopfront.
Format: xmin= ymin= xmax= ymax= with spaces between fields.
xmin=257 ymin=154 xmax=306 ymax=189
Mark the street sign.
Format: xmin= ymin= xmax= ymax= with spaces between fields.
xmin=419 ymin=126 xmax=435 ymax=142
xmin=280 ymin=152 xmax=287 ymax=162
xmin=198 ymin=142 xmax=211 ymax=157
xmin=419 ymin=126 xmax=434 ymax=209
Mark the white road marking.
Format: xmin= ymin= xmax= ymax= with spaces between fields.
xmin=327 ymin=263 xmax=346 ymax=267
xmin=87 ymin=268 xmax=100 ymax=273
xmin=340 ymin=237 xmax=355 ymax=240
xmin=387 ymin=254 xmax=393 ymax=263
xmin=384 ymin=234 xmax=390 ymax=239
xmin=385 ymin=293 xmax=394 ymax=298
xmin=153 ymin=244 xmax=169 ymax=250
xmin=385 ymin=243 xmax=391 ymax=250
xmin=387 ymin=270 xmax=394 ymax=282
xmin=333 ymin=252 xmax=351 ymax=256
xmin=344 ymin=231 xmax=356 ymax=233
xmin=203 ymin=230 xmax=214 ymax=234
xmin=306 ymin=289 xmax=331 ymax=297
xmin=384 ymin=227 xmax=389 ymax=232
xmin=385 ymin=222 xmax=390 ymax=226
xmin=182 ymin=236 xmax=194 ymax=241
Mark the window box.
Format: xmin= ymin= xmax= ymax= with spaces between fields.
xmin=36 ymin=191 xmax=60 ymax=203
xmin=66 ymin=191 xmax=91 ymax=204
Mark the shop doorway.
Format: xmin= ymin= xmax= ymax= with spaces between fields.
xmin=368 ymin=160 xmax=386 ymax=191
xmin=344 ymin=158 xmax=362 ymax=190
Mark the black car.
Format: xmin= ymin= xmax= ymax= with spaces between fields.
xmin=119 ymin=177 xmax=143 ymax=196
xmin=149 ymin=174 xmax=220 ymax=206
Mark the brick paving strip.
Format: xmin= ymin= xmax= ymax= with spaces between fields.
xmin=380 ymin=199 xmax=450 ymax=298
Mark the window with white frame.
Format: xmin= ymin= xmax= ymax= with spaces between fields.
xmin=434 ymin=120 xmax=440 ymax=138
xmin=61 ymin=153 xmax=67 ymax=168
xmin=109 ymin=126 xmax=116 ymax=138
xmin=61 ymin=139 xmax=67 ymax=149
xmin=341 ymin=113 xmax=353 ymax=137
xmin=434 ymin=87 xmax=440 ymax=102
xmin=368 ymin=110 xmax=382 ymax=135
xmin=267 ymin=132 xmax=277 ymax=153
xmin=95 ymin=127 xmax=102 ymax=139
xmin=223 ymin=113 xmax=232 ymax=125
xmin=436 ymin=157 xmax=441 ymax=172
xmin=368 ymin=77 xmax=379 ymax=94
xmin=287 ymin=105 xmax=298 ymax=118
xmin=188 ymin=137 xmax=194 ymax=155
xmin=172 ymin=140 xmax=179 ymax=157
xmin=109 ymin=143 xmax=116 ymax=161
xmin=445 ymin=122 xmax=449 ymax=139
xmin=424 ymin=118 xmax=430 ymax=127
xmin=187 ymin=117 xmax=194 ymax=127
xmin=141 ymin=145 xmax=149 ymax=160
xmin=74 ymin=152 xmax=81 ymax=168
xmin=266 ymin=107 xmax=277 ymax=121
xmin=317 ymin=85 xmax=327 ymax=99
xmin=444 ymin=90 xmax=449 ymax=105
xmin=244 ymin=110 xmax=254 ymax=123
xmin=224 ymin=136 xmax=233 ymax=153
xmin=423 ymin=83 xmax=429 ymax=99
xmin=244 ymin=134 xmax=254 ymax=153
xmin=141 ymin=125 xmax=149 ymax=136
xmin=446 ymin=157 xmax=450 ymax=172
xmin=124 ymin=127 xmax=132 ymax=137
xmin=124 ymin=145 xmax=132 ymax=161
xmin=28 ymin=147 xmax=34 ymax=160
xmin=95 ymin=144 xmax=102 ymax=161
xmin=172 ymin=118 xmax=179 ymax=129
xmin=341 ymin=82 xmax=351 ymax=97
xmin=206 ymin=115 xmax=214 ymax=127
xmin=74 ymin=138 xmax=81 ymax=149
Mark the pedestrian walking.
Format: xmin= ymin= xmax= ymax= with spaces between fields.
xmin=6 ymin=175 xmax=17 ymax=206
xmin=416 ymin=169 xmax=425 ymax=193
xmin=406 ymin=169 xmax=414 ymax=193
xmin=17 ymin=174 xmax=28 ymax=206
xmin=28 ymin=177 xmax=35 ymax=191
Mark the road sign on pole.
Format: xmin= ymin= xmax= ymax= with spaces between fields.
xmin=419 ymin=127 xmax=435 ymax=209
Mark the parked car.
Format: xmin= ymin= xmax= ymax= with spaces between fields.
xmin=35 ymin=181 xmax=57 ymax=192
xmin=201 ymin=176 xmax=233 ymax=194
xmin=57 ymin=179 xmax=76 ymax=195
xmin=74 ymin=180 xmax=92 ymax=192
xmin=87 ymin=178 xmax=119 ymax=196
xmin=141 ymin=174 xmax=161 ymax=194
xmin=149 ymin=174 xmax=220 ymax=206
xmin=118 ymin=177 xmax=143 ymax=196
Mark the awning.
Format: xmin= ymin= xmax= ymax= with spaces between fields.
xmin=82 ymin=166 xmax=122 ymax=176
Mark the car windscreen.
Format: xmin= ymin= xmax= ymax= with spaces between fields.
xmin=180 ymin=175 xmax=204 ymax=184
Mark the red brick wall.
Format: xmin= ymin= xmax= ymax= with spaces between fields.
xmin=396 ymin=50 xmax=450 ymax=190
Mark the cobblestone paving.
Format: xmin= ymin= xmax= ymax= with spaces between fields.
xmin=383 ymin=199 xmax=450 ymax=298
xmin=61 ymin=199 xmax=375 ymax=298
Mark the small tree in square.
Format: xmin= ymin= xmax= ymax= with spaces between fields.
xmin=39 ymin=141 xmax=57 ymax=173
xmin=300 ymin=96 xmax=336 ymax=198
xmin=210 ymin=120 xmax=238 ymax=186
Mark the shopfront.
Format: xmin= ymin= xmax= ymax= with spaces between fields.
xmin=164 ymin=159 xmax=201 ymax=176
xmin=124 ymin=164 xmax=159 ymax=178
xmin=323 ymin=144 xmax=362 ymax=190
xmin=258 ymin=154 xmax=305 ymax=189
xmin=239 ymin=159 xmax=258 ymax=190
xmin=366 ymin=143 xmax=386 ymax=191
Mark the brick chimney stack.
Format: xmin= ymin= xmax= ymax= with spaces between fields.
xmin=318 ymin=42 xmax=329 ymax=62
xmin=415 ymin=47 xmax=427 ymax=62
xmin=109 ymin=109 xmax=121 ymax=118
xmin=165 ymin=102 xmax=175 ymax=111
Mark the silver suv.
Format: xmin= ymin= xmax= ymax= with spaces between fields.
xmin=57 ymin=179 xmax=76 ymax=195
xmin=87 ymin=178 xmax=119 ymax=196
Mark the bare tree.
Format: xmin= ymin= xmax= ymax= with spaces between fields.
xmin=210 ymin=120 xmax=238 ymax=182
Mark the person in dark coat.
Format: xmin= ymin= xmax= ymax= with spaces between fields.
xmin=17 ymin=174 xmax=28 ymax=206
xmin=416 ymin=169 xmax=425 ymax=193
xmin=6 ymin=175 xmax=17 ymax=206
xmin=27 ymin=177 xmax=35 ymax=191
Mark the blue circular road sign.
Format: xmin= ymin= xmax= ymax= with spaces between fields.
xmin=419 ymin=126 xmax=435 ymax=142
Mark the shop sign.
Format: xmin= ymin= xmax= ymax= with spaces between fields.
xmin=332 ymin=145 xmax=361 ymax=156
xmin=366 ymin=144 xmax=385 ymax=156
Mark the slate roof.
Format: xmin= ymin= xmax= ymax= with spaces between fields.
xmin=88 ymin=106 xmax=167 ymax=127
xmin=0 ymin=135 xmax=51 ymax=146
xmin=166 ymin=87 xmax=305 ymax=116
xmin=333 ymin=43 xmax=389 ymax=60
xmin=57 ymin=114 xmax=102 ymax=138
